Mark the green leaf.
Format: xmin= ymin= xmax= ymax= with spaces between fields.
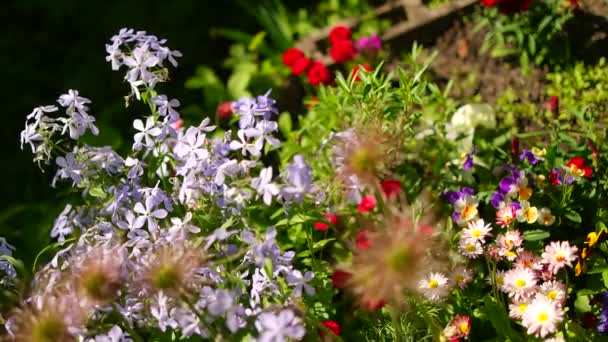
xmin=565 ymin=210 xmax=582 ymax=223
xmin=312 ymin=238 xmax=335 ymax=251
xmin=523 ymin=229 xmax=550 ymax=241
xmin=89 ymin=186 xmax=106 ymax=199
xmin=574 ymin=294 xmax=592 ymax=313
xmin=278 ymin=112 xmax=293 ymax=138
xmin=481 ymin=294 xmax=512 ymax=339
xmin=248 ymin=31 xmax=266 ymax=52
xmin=602 ymin=269 xmax=608 ymax=288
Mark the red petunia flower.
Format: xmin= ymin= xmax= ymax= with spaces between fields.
xmin=331 ymin=269 xmax=352 ymax=288
xmin=355 ymin=229 xmax=371 ymax=250
xmin=479 ymin=0 xmax=500 ymax=7
xmin=313 ymin=213 xmax=338 ymax=231
xmin=216 ymin=101 xmax=233 ymax=118
xmin=282 ymin=48 xmax=305 ymax=67
xmin=380 ymin=179 xmax=402 ymax=199
xmin=567 ymin=157 xmax=593 ymax=178
xmin=351 ymin=64 xmax=372 ymax=82
xmin=330 ymin=40 xmax=357 ymax=63
xmin=291 ymin=56 xmax=311 ymax=75
xmin=550 ymin=96 xmax=559 ymax=115
xmin=321 ymin=320 xmax=341 ymax=336
xmin=329 ymin=26 xmax=352 ymax=44
xmin=357 ymin=195 xmax=376 ymax=213
xmin=307 ymin=61 xmax=333 ymax=87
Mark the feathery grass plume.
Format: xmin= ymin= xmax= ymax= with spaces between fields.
xmin=7 ymin=294 xmax=87 ymax=342
xmin=138 ymin=240 xmax=208 ymax=297
xmin=344 ymin=200 xmax=449 ymax=307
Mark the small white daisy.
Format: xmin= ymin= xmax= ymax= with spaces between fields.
xmin=462 ymin=219 xmax=493 ymax=244
xmin=504 ymin=267 xmax=537 ymax=300
xmin=459 ymin=237 xmax=484 ymax=259
xmin=537 ymin=280 xmax=566 ymax=306
xmin=541 ymin=241 xmax=578 ymax=274
xmin=509 ymin=298 xmax=530 ymax=319
xmin=418 ymin=272 xmax=449 ymax=301
xmin=522 ymin=297 xmax=563 ymax=338
xmin=451 ymin=266 xmax=473 ymax=289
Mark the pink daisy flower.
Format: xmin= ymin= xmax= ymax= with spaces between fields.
xmin=496 ymin=205 xmax=517 ymax=227
xmin=541 ymin=241 xmax=578 ymax=274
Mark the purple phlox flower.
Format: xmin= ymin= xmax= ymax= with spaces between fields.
xmin=115 ymin=210 xmax=146 ymax=230
xmin=171 ymin=308 xmax=207 ymax=338
xmin=244 ymin=120 xmax=281 ymax=148
xmin=149 ymin=186 xmax=174 ymax=213
xmin=123 ymin=45 xmax=159 ymax=84
xmin=356 ymin=33 xmax=382 ymax=52
xmin=133 ymin=196 xmax=168 ymax=232
xmin=154 ymin=44 xmax=183 ymax=68
xmin=234 ymin=97 xmax=257 ymax=129
xmin=125 ymin=228 xmax=151 ymax=253
xmin=0 ymin=237 xmax=16 ymax=281
xmin=255 ymin=309 xmax=306 ymax=342
xmin=203 ymin=289 xmax=245 ymax=332
xmin=93 ymin=325 xmax=133 ymax=342
xmin=463 ymin=147 xmax=478 ymax=170
xmin=251 ymin=167 xmax=280 ymax=206
xmin=205 ymin=226 xmax=238 ymax=249
xmin=54 ymin=153 xmax=82 ymax=186
xmin=133 ymin=117 xmax=162 ymax=150
xmin=519 ymin=149 xmax=538 ymax=165
xmin=169 ymin=212 xmax=200 ymax=234
xmin=214 ymin=159 xmax=239 ymax=186
xmin=198 ymin=117 xmax=216 ymax=132
xmin=0 ymin=237 xmax=15 ymax=256
xmin=105 ymin=41 xmax=123 ymax=70
xmin=61 ymin=110 xmax=99 ymax=140
xmin=281 ymin=154 xmax=317 ymax=204
xmin=250 ymin=267 xmax=279 ymax=308
xmin=27 ymin=105 xmax=59 ymax=121
xmin=286 ymin=270 xmax=315 ymax=297
xmin=51 ymin=204 xmax=74 ymax=241
xmin=255 ymin=89 xmax=278 ymax=120
xmin=490 ymin=191 xmax=505 ymax=209
xmin=150 ymin=292 xmax=178 ymax=332
xmin=124 ymin=157 xmax=145 ymax=179
xmin=152 ymin=95 xmax=180 ymax=121
xmin=230 ymin=130 xmax=264 ymax=157
xmin=57 ymin=89 xmax=91 ymax=115
xmin=174 ymin=127 xmax=209 ymax=167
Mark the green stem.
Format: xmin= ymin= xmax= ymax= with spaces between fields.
xmin=388 ymin=306 xmax=403 ymax=342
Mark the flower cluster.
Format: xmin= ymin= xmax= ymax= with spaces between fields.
xmin=281 ymin=48 xmax=333 ymax=87
xmin=12 ymin=28 xmax=324 ymax=341
xmin=479 ymin=0 xmax=534 ymax=14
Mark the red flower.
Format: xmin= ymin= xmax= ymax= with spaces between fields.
xmin=420 ymin=224 xmax=434 ymax=235
xmin=331 ymin=269 xmax=352 ymax=288
xmin=329 ymin=26 xmax=352 ymax=44
xmin=355 ymin=229 xmax=371 ymax=250
xmin=291 ymin=56 xmax=311 ymax=75
xmin=216 ymin=101 xmax=233 ymax=118
xmin=381 ymin=179 xmax=402 ymax=199
xmin=330 ymin=40 xmax=357 ymax=63
xmin=357 ymin=195 xmax=376 ymax=213
xmin=321 ymin=321 xmax=341 ymax=336
xmin=313 ymin=213 xmax=338 ymax=231
xmin=351 ymin=64 xmax=372 ymax=82
xmin=550 ymin=96 xmax=559 ymax=115
xmin=511 ymin=137 xmax=519 ymax=161
xmin=567 ymin=157 xmax=593 ymax=178
xmin=282 ymin=48 xmax=305 ymax=67
xmin=479 ymin=0 xmax=499 ymax=6
xmin=307 ymin=61 xmax=333 ymax=87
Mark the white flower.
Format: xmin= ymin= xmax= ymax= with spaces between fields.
xmin=537 ymin=207 xmax=556 ymax=226
xmin=537 ymin=280 xmax=566 ymax=306
xmin=133 ymin=117 xmax=162 ymax=150
xmin=522 ymin=297 xmax=563 ymax=338
xmin=503 ymin=267 xmax=537 ymax=300
xmin=509 ymin=298 xmax=530 ymax=319
xmin=541 ymin=241 xmax=578 ymax=274
xmin=251 ymin=167 xmax=279 ymax=206
xmin=418 ymin=272 xmax=449 ymax=301
xmin=462 ymin=219 xmax=492 ymax=243
xmin=459 ymin=238 xmax=483 ymax=259
xmin=516 ymin=200 xmax=538 ymax=224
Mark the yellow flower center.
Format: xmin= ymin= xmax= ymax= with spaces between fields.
xmin=466 ymin=244 xmax=477 ymax=252
xmin=555 ymin=254 xmax=566 ymax=262
xmin=537 ymin=312 xmax=549 ymax=323
xmin=428 ymin=279 xmax=439 ymax=288
xmin=459 ymin=322 xmax=469 ymax=334
xmin=547 ymin=291 xmax=558 ymax=300
xmin=519 ymin=303 xmax=528 ymax=314
xmin=516 ymin=279 xmax=526 ymax=288
xmin=472 ymin=230 xmax=482 ymax=238
xmin=506 ymin=250 xmax=517 ymax=258
xmin=496 ymin=276 xmax=504 ymax=285
xmin=454 ymin=275 xmax=464 ymax=284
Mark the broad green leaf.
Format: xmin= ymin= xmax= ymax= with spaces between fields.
xmin=523 ymin=229 xmax=550 ymax=241
xmin=574 ymin=294 xmax=592 ymax=313
xmin=89 ymin=186 xmax=106 ymax=199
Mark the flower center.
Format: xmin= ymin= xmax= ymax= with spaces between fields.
xmin=472 ymin=230 xmax=482 ymax=238
xmin=459 ymin=322 xmax=469 ymax=334
xmin=461 ymin=205 xmax=477 ymax=220
xmin=519 ymin=303 xmax=528 ymax=314
xmin=547 ymin=291 xmax=558 ymax=300
xmin=537 ymin=312 xmax=549 ymax=323
xmin=454 ymin=275 xmax=464 ymax=284
xmin=466 ymin=244 xmax=476 ymax=252
xmin=496 ymin=276 xmax=504 ymax=285
xmin=555 ymin=254 xmax=566 ymax=262
xmin=428 ymin=279 xmax=439 ymax=289
xmin=515 ymin=279 xmax=526 ymax=288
